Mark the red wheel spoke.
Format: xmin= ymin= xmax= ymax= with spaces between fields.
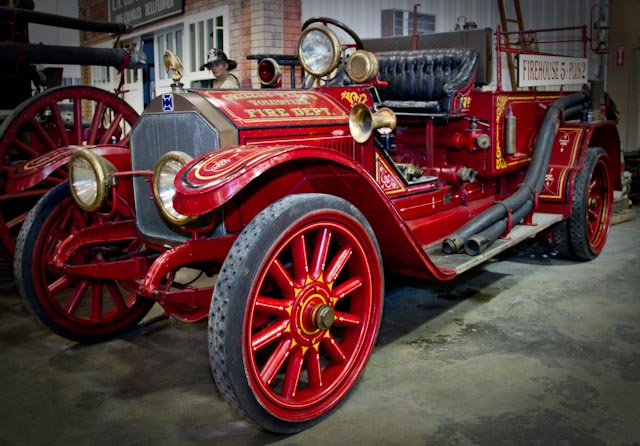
xmin=321 ymin=334 xmax=347 ymax=363
xmin=324 ymin=244 xmax=352 ymax=284
xmin=305 ymin=347 xmax=323 ymax=389
xmin=281 ymin=345 xmax=304 ymax=399
xmin=29 ymin=117 xmax=57 ymax=153
xmin=6 ymin=210 xmax=29 ymax=230
xmin=73 ymin=99 xmax=83 ymax=144
xmin=47 ymin=273 xmax=75 ymax=295
xmin=64 ymin=279 xmax=90 ymax=315
xmin=331 ymin=277 xmax=362 ymax=302
xmin=291 ymin=234 xmax=308 ymax=286
xmin=251 ymin=318 xmax=290 ymax=352
xmin=268 ymin=259 xmax=295 ymax=299
xmin=48 ymin=102 xmax=70 ymax=147
xmin=255 ymin=295 xmax=293 ymax=316
xmin=309 ymin=228 xmax=331 ymax=280
xmin=6 ymin=137 xmax=40 ymax=159
xmin=90 ymin=283 xmax=103 ymax=321
xmin=87 ymin=101 xmax=106 ymax=144
xmin=98 ymin=112 xmax=124 ymax=144
xmin=259 ymin=336 xmax=293 ymax=385
xmin=106 ymin=282 xmax=128 ymax=313
xmin=333 ymin=310 xmax=361 ymax=327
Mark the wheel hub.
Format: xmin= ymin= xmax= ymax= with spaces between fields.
xmin=312 ymin=304 xmax=335 ymax=330
xmin=292 ymin=282 xmax=334 ymax=344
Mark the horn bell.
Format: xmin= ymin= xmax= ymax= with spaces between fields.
xmin=349 ymin=103 xmax=396 ymax=144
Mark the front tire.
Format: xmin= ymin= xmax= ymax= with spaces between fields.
xmin=14 ymin=183 xmax=154 ymax=342
xmin=209 ymin=194 xmax=384 ymax=433
xmin=553 ymin=147 xmax=613 ymax=260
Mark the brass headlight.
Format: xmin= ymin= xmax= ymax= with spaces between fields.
xmin=298 ymin=25 xmax=341 ymax=77
xmin=346 ymin=50 xmax=378 ymax=83
xmin=68 ymin=149 xmax=115 ymax=212
xmin=153 ymin=151 xmax=196 ymax=226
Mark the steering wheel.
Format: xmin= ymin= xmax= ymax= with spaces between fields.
xmin=301 ymin=17 xmax=364 ymax=50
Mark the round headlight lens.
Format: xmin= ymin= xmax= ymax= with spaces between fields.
xmin=68 ymin=149 xmax=113 ymax=212
xmin=298 ymin=25 xmax=341 ymax=77
xmin=153 ymin=151 xmax=195 ymax=226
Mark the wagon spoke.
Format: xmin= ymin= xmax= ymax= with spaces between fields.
xmin=259 ymin=335 xmax=293 ymax=385
xmin=255 ymin=295 xmax=292 ymax=316
xmin=309 ymin=228 xmax=331 ymax=280
xmin=324 ymin=244 xmax=352 ymax=284
xmin=331 ymin=276 xmax=362 ymax=302
xmin=305 ymin=347 xmax=323 ymax=389
xmin=268 ymin=259 xmax=295 ymax=299
xmin=90 ymin=283 xmax=103 ymax=321
xmin=291 ymin=234 xmax=308 ymax=286
xmin=106 ymin=282 xmax=128 ymax=312
xmin=251 ymin=318 xmax=290 ymax=352
xmin=98 ymin=112 xmax=124 ymax=144
xmin=47 ymin=273 xmax=75 ymax=296
xmin=73 ymin=98 xmax=83 ymax=144
xmin=281 ymin=344 xmax=304 ymax=398
xmin=321 ymin=333 xmax=347 ymax=363
xmin=333 ymin=310 xmax=361 ymax=327
xmin=64 ymin=279 xmax=90 ymax=314
xmin=86 ymin=101 xmax=106 ymax=145
xmin=48 ymin=102 xmax=70 ymax=147
xmin=29 ymin=117 xmax=57 ymax=153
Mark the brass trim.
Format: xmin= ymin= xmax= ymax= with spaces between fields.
xmin=152 ymin=151 xmax=197 ymax=226
xmin=68 ymin=149 xmax=114 ymax=212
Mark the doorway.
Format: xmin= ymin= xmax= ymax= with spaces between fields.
xmin=142 ymin=35 xmax=155 ymax=108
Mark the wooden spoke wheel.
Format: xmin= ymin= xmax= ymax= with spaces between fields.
xmin=0 ymin=85 xmax=139 ymax=256
xmin=14 ymin=183 xmax=153 ymax=343
xmin=209 ymin=194 xmax=383 ymax=433
xmin=553 ymin=147 xmax=614 ymax=260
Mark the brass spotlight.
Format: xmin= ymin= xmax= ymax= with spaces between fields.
xmin=349 ymin=103 xmax=396 ymax=143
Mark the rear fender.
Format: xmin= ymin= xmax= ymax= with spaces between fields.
xmin=6 ymin=144 xmax=131 ymax=193
xmin=541 ymin=120 xmax=621 ymax=210
xmin=175 ymin=144 xmax=456 ymax=281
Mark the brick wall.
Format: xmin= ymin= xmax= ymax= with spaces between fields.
xmin=78 ymin=0 xmax=302 ymax=88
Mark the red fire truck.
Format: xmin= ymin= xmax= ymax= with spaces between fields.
xmin=12 ymin=18 xmax=621 ymax=433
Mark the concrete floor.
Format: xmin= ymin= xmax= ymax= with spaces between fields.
xmin=1 ymin=209 xmax=639 ymax=446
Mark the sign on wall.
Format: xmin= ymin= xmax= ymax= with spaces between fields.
xmin=108 ymin=0 xmax=184 ymax=28
xmin=518 ymin=54 xmax=588 ymax=87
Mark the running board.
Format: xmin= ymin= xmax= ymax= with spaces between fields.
xmin=424 ymin=213 xmax=563 ymax=276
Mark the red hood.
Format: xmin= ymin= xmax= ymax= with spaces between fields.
xmin=191 ymin=89 xmax=350 ymax=128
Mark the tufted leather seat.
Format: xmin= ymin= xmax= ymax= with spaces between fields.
xmin=375 ymin=48 xmax=478 ymax=116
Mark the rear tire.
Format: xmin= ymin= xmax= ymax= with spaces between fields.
xmin=553 ymin=147 xmax=613 ymax=260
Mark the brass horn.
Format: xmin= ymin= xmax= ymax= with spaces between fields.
xmin=349 ymin=103 xmax=396 ymax=144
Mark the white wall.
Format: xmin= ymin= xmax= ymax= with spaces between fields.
xmin=302 ymin=0 xmax=604 ymax=85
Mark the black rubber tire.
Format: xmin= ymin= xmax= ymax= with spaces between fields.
xmin=208 ymin=193 xmax=383 ymax=433
xmin=14 ymin=183 xmax=154 ymax=343
xmin=553 ymin=147 xmax=613 ymax=260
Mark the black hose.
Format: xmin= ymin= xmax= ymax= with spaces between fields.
xmin=442 ymin=91 xmax=589 ymax=255
xmin=0 ymin=6 xmax=130 ymax=34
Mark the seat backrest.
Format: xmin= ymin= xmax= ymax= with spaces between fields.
xmin=376 ymin=48 xmax=478 ymax=103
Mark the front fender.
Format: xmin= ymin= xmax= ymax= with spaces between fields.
xmin=6 ymin=144 xmax=131 ymax=193
xmin=175 ymin=144 xmax=368 ymax=215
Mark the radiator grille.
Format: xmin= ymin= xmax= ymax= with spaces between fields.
xmin=130 ymin=112 xmax=220 ymax=246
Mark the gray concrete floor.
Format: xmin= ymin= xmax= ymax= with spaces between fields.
xmin=1 ymin=209 xmax=639 ymax=446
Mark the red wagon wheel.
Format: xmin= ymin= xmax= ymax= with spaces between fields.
xmin=14 ymin=183 xmax=154 ymax=343
xmin=553 ymin=147 xmax=613 ymax=260
xmin=0 ymin=85 xmax=139 ymax=256
xmin=209 ymin=194 xmax=384 ymax=433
